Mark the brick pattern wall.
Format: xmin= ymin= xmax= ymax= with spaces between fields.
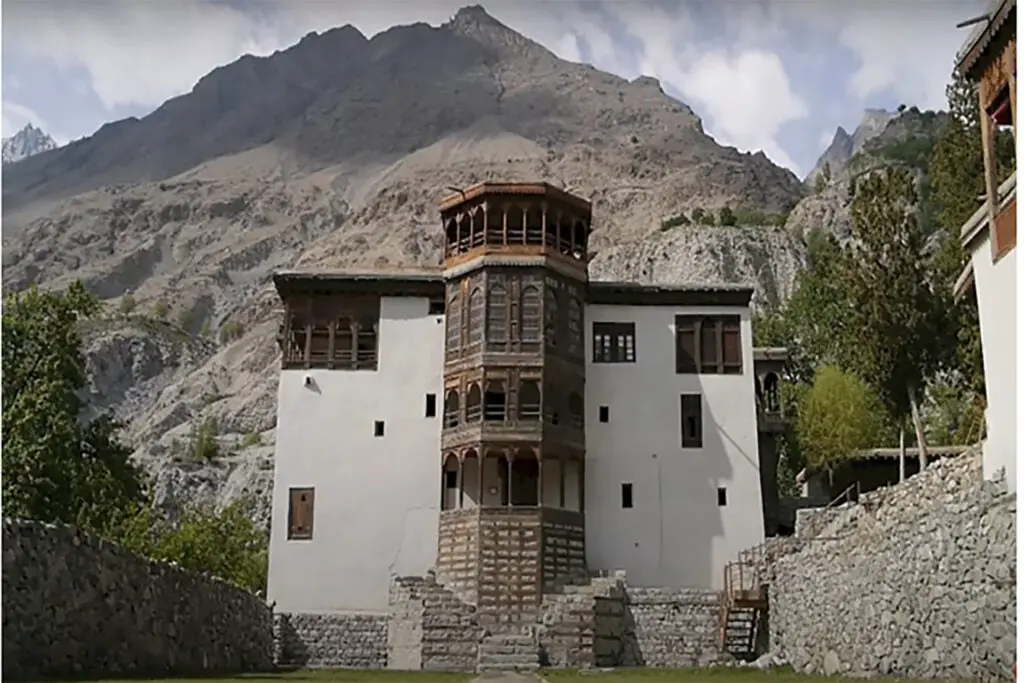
xmin=541 ymin=509 xmax=586 ymax=590
xmin=437 ymin=509 xmax=479 ymax=603
xmin=624 ymin=587 xmax=725 ymax=668
xmin=478 ymin=508 xmax=542 ymax=618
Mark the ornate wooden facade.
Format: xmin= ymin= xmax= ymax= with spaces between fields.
xmin=958 ymin=0 xmax=1016 ymax=261
xmin=437 ymin=183 xmax=591 ymax=617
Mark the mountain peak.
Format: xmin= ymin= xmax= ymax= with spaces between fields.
xmin=445 ymin=4 xmax=542 ymax=56
xmin=2 ymin=123 xmax=58 ymax=165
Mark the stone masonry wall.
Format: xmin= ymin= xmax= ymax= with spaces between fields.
xmin=770 ymin=451 xmax=1015 ymax=681
xmin=274 ymin=613 xmax=386 ymax=668
xmin=623 ymin=587 xmax=724 ymax=668
xmin=2 ymin=519 xmax=274 ymax=681
xmin=388 ymin=574 xmax=479 ymax=673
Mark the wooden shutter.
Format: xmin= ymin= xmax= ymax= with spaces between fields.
xmin=700 ymin=319 xmax=720 ymax=374
xmin=722 ymin=317 xmax=742 ymax=374
xmin=993 ymin=198 xmax=1016 ymax=262
xmin=288 ymin=487 xmax=315 ymax=540
xmin=675 ymin=317 xmax=697 ymax=374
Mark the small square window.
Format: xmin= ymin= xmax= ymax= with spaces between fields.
xmin=621 ymin=483 xmax=634 ymax=509
xmin=717 ymin=487 xmax=727 ymax=507
xmin=374 ymin=420 xmax=385 ymax=437
xmin=428 ymin=297 xmax=446 ymax=315
xmin=425 ymin=393 xmax=437 ymax=417
xmin=599 ymin=406 xmax=609 ymax=423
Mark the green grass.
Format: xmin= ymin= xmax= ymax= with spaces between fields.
xmin=540 ymin=669 xmax=960 ymax=683
xmin=74 ymin=671 xmax=474 ymax=683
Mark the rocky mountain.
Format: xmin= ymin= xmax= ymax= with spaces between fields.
xmin=2 ymin=6 xmax=810 ymax=524
xmin=1 ymin=123 xmax=58 ymax=165
xmin=787 ymin=107 xmax=948 ymax=242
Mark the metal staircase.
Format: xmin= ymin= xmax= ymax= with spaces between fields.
xmin=719 ymin=545 xmax=768 ymax=661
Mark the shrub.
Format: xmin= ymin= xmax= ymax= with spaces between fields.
xmin=187 ymin=417 xmax=220 ymax=462
xmin=219 ymin=320 xmax=245 ymax=344
xmin=119 ymin=293 xmax=137 ymax=315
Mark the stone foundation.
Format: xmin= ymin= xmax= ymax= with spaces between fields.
xmin=274 ymin=613 xmax=387 ymax=669
xmin=623 ymin=587 xmax=724 ymax=667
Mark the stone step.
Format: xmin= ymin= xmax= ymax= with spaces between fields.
xmin=478 ymin=663 xmax=541 ymax=673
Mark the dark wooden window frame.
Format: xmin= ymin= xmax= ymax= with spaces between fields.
xmin=680 ymin=393 xmax=703 ymax=449
xmin=281 ymin=295 xmax=381 ymax=371
xmin=675 ymin=315 xmax=742 ymax=375
xmin=592 ymin=322 xmax=636 ymax=363
xmin=288 ymin=487 xmax=315 ymax=540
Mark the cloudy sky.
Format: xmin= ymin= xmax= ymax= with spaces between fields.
xmin=1 ymin=0 xmax=985 ymax=177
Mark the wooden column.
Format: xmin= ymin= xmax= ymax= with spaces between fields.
xmin=558 ymin=456 xmax=566 ymax=508
xmin=506 ymin=451 xmax=514 ymax=507
xmin=979 ymin=86 xmax=1001 ymax=249
xmin=457 ymin=456 xmax=465 ymax=509
xmin=502 ymin=205 xmax=508 ymax=245
xmin=477 ymin=452 xmax=485 ymax=506
xmin=578 ymin=457 xmax=586 ymax=513
xmin=536 ymin=453 xmax=544 ymax=506
xmin=327 ymin=321 xmax=336 ymax=369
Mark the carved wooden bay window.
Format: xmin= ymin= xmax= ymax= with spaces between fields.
xmin=468 ymin=287 xmax=485 ymax=349
xmin=520 ymin=285 xmax=542 ymax=346
xmin=281 ymin=295 xmax=381 ymax=370
xmin=675 ymin=315 xmax=742 ymax=375
xmin=486 ymin=276 xmax=509 ymax=351
xmin=446 ymin=286 xmax=462 ymax=360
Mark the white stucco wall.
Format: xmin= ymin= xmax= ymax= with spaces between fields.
xmin=970 ymin=237 xmax=1017 ymax=493
xmin=266 ymin=297 xmax=445 ymax=613
xmin=584 ymin=304 xmax=764 ymax=590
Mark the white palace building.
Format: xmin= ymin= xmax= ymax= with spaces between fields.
xmin=265 ymin=182 xmax=785 ymax=618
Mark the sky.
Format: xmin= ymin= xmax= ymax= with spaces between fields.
xmin=1 ymin=0 xmax=987 ymax=178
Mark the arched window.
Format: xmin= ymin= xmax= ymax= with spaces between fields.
xmin=567 ymin=296 xmax=582 ymax=357
xmin=468 ymin=288 xmax=484 ymax=347
xmin=518 ymin=381 xmax=541 ymax=421
xmin=444 ymin=390 xmax=461 ymax=428
xmin=445 ymin=219 xmax=458 ymax=256
xmin=483 ymin=381 xmax=506 ymax=422
xmin=544 ymin=286 xmax=558 ymax=349
xmin=568 ymin=392 xmax=584 ymax=428
xmin=486 ymin=281 xmax=508 ymax=346
xmin=466 ymin=383 xmax=483 ymax=422
xmin=445 ymin=290 xmax=461 ymax=359
xmin=520 ymin=285 xmax=541 ymax=343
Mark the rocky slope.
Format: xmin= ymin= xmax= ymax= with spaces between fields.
xmin=2 ymin=123 xmax=58 ymax=165
xmin=2 ymin=6 xmax=810 ymax=524
xmin=787 ymin=107 xmax=948 ymax=242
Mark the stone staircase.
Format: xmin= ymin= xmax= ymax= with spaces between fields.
xmin=477 ymin=629 xmax=540 ymax=673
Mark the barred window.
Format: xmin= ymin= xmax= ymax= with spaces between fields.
xmin=592 ymin=322 xmax=635 ymax=363
xmin=468 ymin=288 xmax=484 ymax=347
xmin=521 ymin=285 xmax=541 ymax=342
xmin=486 ymin=281 xmax=508 ymax=344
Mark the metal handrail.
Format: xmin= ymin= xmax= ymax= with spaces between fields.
xmin=825 ymin=481 xmax=860 ymax=509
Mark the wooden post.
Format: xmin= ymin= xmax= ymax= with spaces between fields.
xmin=979 ymin=86 xmax=1001 ymax=231
xmin=457 ymin=457 xmax=465 ymax=509
xmin=536 ymin=455 xmax=544 ymax=507
xmin=558 ymin=456 xmax=566 ymax=508
xmin=506 ymin=452 xmax=514 ymax=506
xmin=899 ymin=426 xmax=906 ymax=482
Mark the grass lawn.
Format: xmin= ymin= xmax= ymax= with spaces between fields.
xmin=541 ymin=668 xmax=969 ymax=683
xmin=76 ymin=671 xmax=474 ymax=683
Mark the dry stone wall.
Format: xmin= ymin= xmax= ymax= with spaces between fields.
xmin=2 ymin=519 xmax=274 ymax=681
xmin=770 ymin=451 xmax=1015 ymax=681
xmin=624 ymin=587 xmax=724 ymax=668
xmin=274 ymin=613 xmax=387 ymax=669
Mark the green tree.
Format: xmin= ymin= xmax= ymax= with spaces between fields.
xmin=719 ymin=205 xmax=737 ymax=227
xmin=152 ymin=300 xmax=169 ymax=319
xmin=119 ymin=293 xmax=137 ymax=315
xmin=929 ymin=68 xmax=1017 ymax=396
xmin=187 ymin=416 xmax=220 ymax=462
xmin=117 ymin=499 xmax=268 ymax=594
xmin=691 ymin=207 xmax=706 ymax=224
xmin=2 ymin=282 xmax=146 ymax=533
xmin=797 ymin=366 xmax=885 ymax=473
xmin=841 ymin=167 xmax=940 ymax=466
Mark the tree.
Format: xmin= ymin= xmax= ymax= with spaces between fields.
xmin=719 ymin=205 xmax=737 ymax=227
xmin=117 ymin=499 xmax=268 ymax=594
xmin=797 ymin=366 xmax=885 ymax=473
xmin=929 ymin=67 xmax=1017 ymax=396
xmin=691 ymin=207 xmax=706 ymax=224
xmin=2 ymin=282 xmax=146 ymax=534
xmin=840 ymin=167 xmax=940 ymax=467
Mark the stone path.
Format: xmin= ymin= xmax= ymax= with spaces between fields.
xmin=471 ymin=673 xmax=541 ymax=683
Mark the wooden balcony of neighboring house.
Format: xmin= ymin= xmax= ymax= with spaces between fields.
xmin=753 ymin=347 xmax=789 ymax=435
xmin=719 ymin=543 xmax=768 ymax=660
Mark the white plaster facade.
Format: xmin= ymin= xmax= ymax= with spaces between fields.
xmin=266 ymin=296 xmax=445 ymax=614
xmin=268 ymin=290 xmax=766 ymax=612
xmin=956 ymin=173 xmax=1017 ymax=493
xmin=584 ymin=304 xmax=764 ymax=589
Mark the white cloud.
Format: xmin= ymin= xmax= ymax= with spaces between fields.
xmin=3 ymin=101 xmax=46 ymax=137
xmin=603 ymin=3 xmax=807 ymax=173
